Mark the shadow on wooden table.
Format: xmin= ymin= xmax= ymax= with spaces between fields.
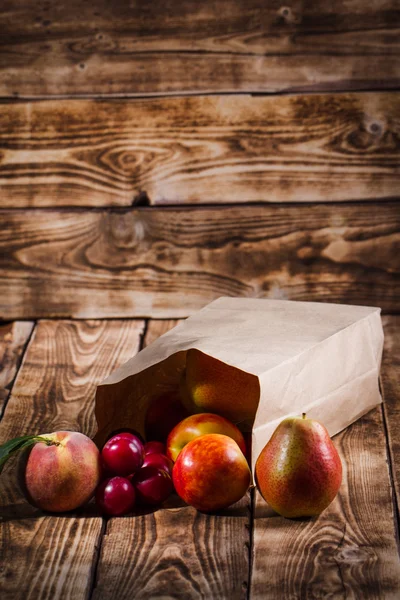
xmin=254 ymin=493 xmax=314 ymax=522
xmin=0 ymin=500 xmax=101 ymax=522
xmin=1 ymin=491 xmax=252 ymax=522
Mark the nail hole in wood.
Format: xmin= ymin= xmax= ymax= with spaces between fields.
xmin=369 ymin=122 xmax=381 ymax=134
xmin=132 ymin=192 xmax=151 ymax=207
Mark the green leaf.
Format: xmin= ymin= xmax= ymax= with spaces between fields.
xmin=0 ymin=435 xmax=53 ymax=474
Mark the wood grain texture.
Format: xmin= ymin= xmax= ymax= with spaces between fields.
xmin=93 ymin=496 xmax=251 ymax=600
xmin=144 ymin=319 xmax=183 ymax=348
xmin=92 ymin=318 xmax=251 ymax=600
xmin=0 ymin=319 xmax=144 ymax=600
xmin=250 ymin=407 xmax=400 ymax=599
xmin=0 ymin=0 xmax=399 ymax=97
xmin=381 ymin=315 xmax=400 ymax=520
xmin=0 ymin=321 xmax=34 ymax=414
xmin=0 ymin=203 xmax=399 ymax=320
xmin=1 ymin=93 xmax=399 ymax=207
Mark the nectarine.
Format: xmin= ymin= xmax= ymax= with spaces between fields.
xmin=167 ymin=413 xmax=246 ymax=462
xmin=172 ymin=433 xmax=251 ymax=512
xmin=183 ymin=349 xmax=259 ymax=426
xmin=21 ymin=431 xmax=102 ymax=512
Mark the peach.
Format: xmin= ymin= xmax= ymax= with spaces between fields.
xmin=21 ymin=431 xmax=102 ymax=512
xmin=184 ymin=349 xmax=260 ymax=426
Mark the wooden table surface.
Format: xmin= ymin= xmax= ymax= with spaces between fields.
xmin=0 ymin=315 xmax=399 ymax=599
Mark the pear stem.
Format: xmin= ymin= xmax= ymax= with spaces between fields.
xmin=302 ymin=412 xmax=306 ymax=419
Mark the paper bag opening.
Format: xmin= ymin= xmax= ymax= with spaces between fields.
xmin=94 ymin=297 xmax=384 ymax=473
xmin=94 ymin=348 xmax=260 ymax=449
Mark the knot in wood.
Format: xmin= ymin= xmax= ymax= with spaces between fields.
xmin=335 ymin=545 xmax=375 ymax=564
xmin=368 ymin=122 xmax=382 ymax=135
xmin=279 ymin=6 xmax=301 ymax=24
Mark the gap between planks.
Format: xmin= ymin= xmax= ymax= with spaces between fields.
xmin=246 ymin=486 xmax=255 ymax=600
xmin=2 ymin=87 xmax=400 ymax=102
xmin=381 ymin=402 xmax=400 ymax=560
xmin=85 ymin=317 xmax=150 ymax=600
xmin=0 ymin=321 xmax=36 ymax=421
xmin=380 ymin=315 xmax=400 ymax=558
xmin=1 ymin=199 xmax=400 ymax=212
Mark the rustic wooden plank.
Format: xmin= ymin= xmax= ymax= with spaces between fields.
xmin=1 ymin=93 xmax=399 ymax=207
xmin=0 ymin=203 xmax=399 ymax=320
xmin=92 ymin=318 xmax=251 ymax=600
xmin=93 ymin=497 xmax=251 ymax=600
xmin=144 ymin=319 xmax=183 ymax=348
xmin=381 ymin=315 xmax=400 ymax=520
xmin=0 ymin=319 xmax=144 ymax=600
xmin=0 ymin=321 xmax=34 ymax=415
xmin=0 ymin=0 xmax=399 ymax=97
xmin=250 ymin=406 xmax=400 ymax=599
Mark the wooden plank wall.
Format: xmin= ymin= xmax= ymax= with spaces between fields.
xmin=1 ymin=0 xmax=399 ymax=97
xmin=0 ymin=94 xmax=399 ymax=207
xmin=1 ymin=204 xmax=399 ymax=319
xmin=0 ymin=1 xmax=399 ymax=319
xmin=0 ymin=1 xmax=398 ymax=304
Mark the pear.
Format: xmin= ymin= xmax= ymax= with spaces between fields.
xmin=255 ymin=414 xmax=342 ymax=518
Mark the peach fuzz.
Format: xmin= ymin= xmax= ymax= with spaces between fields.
xmin=21 ymin=431 xmax=102 ymax=512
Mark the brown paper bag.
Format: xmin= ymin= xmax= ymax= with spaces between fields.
xmin=94 ymin=297 xmax=384 ymax=472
